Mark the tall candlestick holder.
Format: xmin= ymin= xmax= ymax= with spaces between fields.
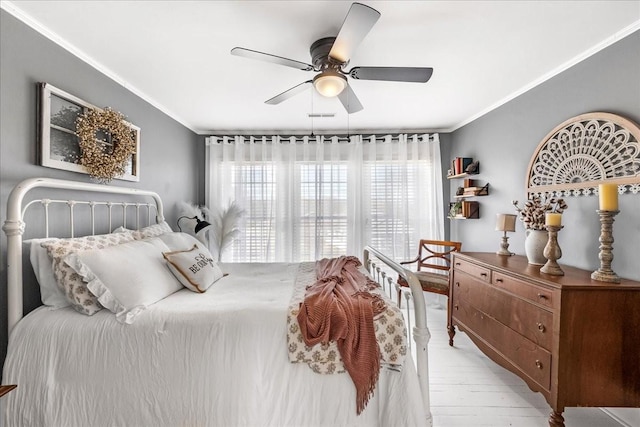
xmin=541 ymin=225 xmax=564 ymax=276
xmin=591 ymin=210 xmax=621 ymax=283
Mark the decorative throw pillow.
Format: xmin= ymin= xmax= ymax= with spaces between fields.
xmin=64 ymin=237 xmax=182 ymax=324
xmin=41 ymin=231 xmax=136 ymax=315
xmin=163 ymin=244 xmax=224 ymax=293
xmin=25 ymin=238 xmax=69 ymax=308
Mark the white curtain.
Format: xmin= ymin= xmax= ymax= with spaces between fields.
xmin=205 ymin=134 xmax=443 ymax=262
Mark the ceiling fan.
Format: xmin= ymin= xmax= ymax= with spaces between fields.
xmin=230 ymin=2 xmax=433 ymax=114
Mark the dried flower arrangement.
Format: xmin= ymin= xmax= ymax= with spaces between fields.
xmin=512 ymin=196 xmax=568 ymax=230
xmin=76 ymin=108 xmax=136 ymax=183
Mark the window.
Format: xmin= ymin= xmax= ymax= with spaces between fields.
xmin=229 ymin=164 xmax=276 ymax=262
xmin=207 ymin=134 xmax=443 ymax=262
xmin=369 ymin=163 xmax=417 ymax=256
xmin=298 ymin=163 xmax=348 ymax=260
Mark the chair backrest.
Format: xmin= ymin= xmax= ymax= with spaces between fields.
xmin=416 ymin=239 xmax=462 ymax=273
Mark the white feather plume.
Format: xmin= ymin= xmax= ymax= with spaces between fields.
xmin=210 ymin=201 xmax=245 ymax=261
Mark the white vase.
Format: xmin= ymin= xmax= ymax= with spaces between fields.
xmin=525 ymin=229 xmax=548 ymax=265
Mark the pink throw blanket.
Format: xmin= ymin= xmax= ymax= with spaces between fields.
xmin=296 ymin=256 xmax=386 ymax=414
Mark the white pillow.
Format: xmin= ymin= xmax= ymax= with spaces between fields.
xmin=64 ymin=237 xmax=182 ymax=323
xmin=157 ymin=232 xmax=205 ymax=251
xmin=163 ymin=244 xmax=224 ymax=293
xmin=24 ymin=238 xmax=69 ymax=308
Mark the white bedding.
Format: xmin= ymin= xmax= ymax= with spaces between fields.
xmin=3 ymin=262 xmax=427 ymax=427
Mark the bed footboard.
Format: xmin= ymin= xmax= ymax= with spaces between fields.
xmin=363 ymin=246 xmax=433 ymax=426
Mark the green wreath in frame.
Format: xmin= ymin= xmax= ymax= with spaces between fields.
xmin=76 ymin=107 xmax=135 ymax=183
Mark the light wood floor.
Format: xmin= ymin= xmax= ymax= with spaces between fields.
xmin=404 ymin=296 xmax=627 ymax=427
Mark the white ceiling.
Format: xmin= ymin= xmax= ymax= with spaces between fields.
xmin=3 ymin=1 xmax=640 ymax=134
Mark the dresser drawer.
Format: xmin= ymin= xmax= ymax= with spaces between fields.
xmin=452 ymin=257 xmax=491 ymax=283
xmin=452 ymin=274 xmax=553 ymax=351
xmin=452 ymin=301 xmax=552 ymax=391
xmin=492 ymin=271 xmax=554 ymax=308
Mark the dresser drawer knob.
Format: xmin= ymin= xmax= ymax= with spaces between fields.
xmin=454 ymin=305 xmax=459 ymax=311
xmin=537 ymin=293 xmax=549 ymax=300
xmin=535 ymin=360 xmax=543 ymax=369
xmin=480 ymin=273 xmax=487 ymax=277
xmin=495 ymin=278 xmax=503 ymax=283
xmin=537 ymin=322 xmax=546 ymax=333
xmin=456 ymin=282 xmax=460 ymax=287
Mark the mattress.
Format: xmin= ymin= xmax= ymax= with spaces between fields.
xmin=3 ymin=262 xmax=427 ymax=427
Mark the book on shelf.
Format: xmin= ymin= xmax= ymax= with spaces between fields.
xmin=455 ymin=184 xmax=489 ymax=197
xmin=461 ymin=201 xmax=479 ymax=218
xmin=461 ymin=183 xmax=489 ymax=196
xmin=452 ymin=157 xmax=474 ymax=175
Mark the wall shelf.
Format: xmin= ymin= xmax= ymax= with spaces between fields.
xmin=454 ymin=183 xmax=490 ymax=198
xmin=448 ymin=158 xmax=486 ymax=219
xmin=447 ymin=172 xmax=477 ymax=180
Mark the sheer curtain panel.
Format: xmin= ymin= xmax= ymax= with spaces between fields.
xmin=206 ymin=134 xmax=443 ymax=262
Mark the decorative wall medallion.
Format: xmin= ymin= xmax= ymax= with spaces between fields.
xmin=525 ymin=112 xmax=640 ymax=196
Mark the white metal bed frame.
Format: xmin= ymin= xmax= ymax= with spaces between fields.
xmin=2 ymin=177 xmax=164 ymax=335
xmin=2 ymin=177 xmax=432 ymax=426
xmin=363 ymin=246 xmax=433 ymax=425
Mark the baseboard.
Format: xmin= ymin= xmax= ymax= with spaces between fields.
xmin=600 ymin=408 xmax=639 ymax=427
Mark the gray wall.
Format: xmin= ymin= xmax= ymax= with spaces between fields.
xmin=0 ymin=10 xmax=201 ymax=369
xmin=449 ymin=30 xmax=640 ymax=281
xmin=438 ymin=133 xmax=453 ymax=241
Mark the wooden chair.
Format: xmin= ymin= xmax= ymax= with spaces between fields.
xmin=396 ymin=239 xmax=462 ymax=308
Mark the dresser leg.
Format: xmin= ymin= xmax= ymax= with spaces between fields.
xmin=549 ymin=410 xmax=565 ymax=427
xmin=447 ymin=324 xmax=456 ymax=346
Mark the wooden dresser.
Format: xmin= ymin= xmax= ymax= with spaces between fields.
xmin=448 ymin=252 xmax=640 ymax=427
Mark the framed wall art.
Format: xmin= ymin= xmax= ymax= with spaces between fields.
xmin=38 ymin=82 xmax=140 ymax=182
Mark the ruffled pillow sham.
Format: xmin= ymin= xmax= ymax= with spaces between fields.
xmin=41 ymin=231 xmax=136 ymax=315
xmin=136 ymin=221 xmax=173 ymax=238
xmin=64 ymin=237 xmax=182 ymax=323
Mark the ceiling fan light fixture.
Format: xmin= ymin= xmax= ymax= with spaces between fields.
xmin=313 ymin=70 xmax=347 ymax=97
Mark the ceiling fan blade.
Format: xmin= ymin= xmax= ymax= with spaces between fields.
xmin=329 ymin=3 xmax=381 ymax=63
xmin=349 ymin=66 xmax=434 ymax=83
xmin=265 ymin=80 xmax=313 ymax=105
xmin=231 ymin=47 xmax=314 ymax=71
xmin=337 ymin=84 xmax=363 ymax=114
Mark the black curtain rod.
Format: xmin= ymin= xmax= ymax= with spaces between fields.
xmin=208 ymin=133 xmax=434 ymax=141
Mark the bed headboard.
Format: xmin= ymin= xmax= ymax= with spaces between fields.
xmin=2 ymin=177 xmax=165 ymax=334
